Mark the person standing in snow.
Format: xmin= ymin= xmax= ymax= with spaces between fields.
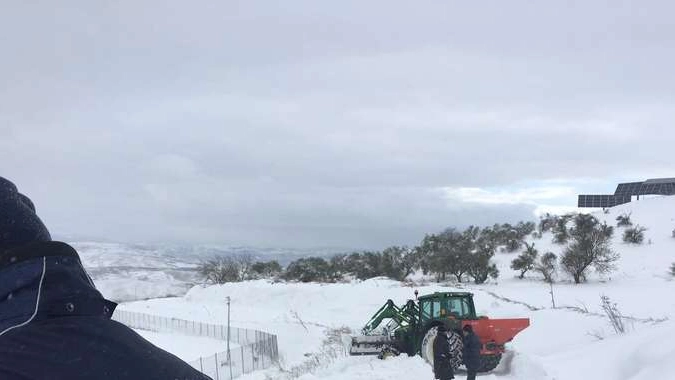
xmin=0 ymin=177 xmax=212 ymax=380
xmin=462 ymin=324 xmax=481 ymax=380
xmin=433 ymin=324 xmax=455 ymax=380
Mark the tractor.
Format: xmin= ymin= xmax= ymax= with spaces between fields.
xmin=350 ymin=291 xmax=530 ymax=373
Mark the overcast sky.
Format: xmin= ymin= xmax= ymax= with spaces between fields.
xmin=1 ymin=1 xmax=673 ymax=249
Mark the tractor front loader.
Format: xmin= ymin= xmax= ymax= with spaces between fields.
xmin=349 ymin=299 xmax=418 ymax=357
xmin=350 ymin=292 xmax=529 ymax=373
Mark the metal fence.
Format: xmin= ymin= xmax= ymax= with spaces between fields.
xmin=113 ymin=309 xmax=279 ymax=379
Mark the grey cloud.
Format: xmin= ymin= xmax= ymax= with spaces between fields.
xmin=1 ymin=1 xmax=674 ymax=248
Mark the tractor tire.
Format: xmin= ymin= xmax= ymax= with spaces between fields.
xmin=477 ymin=354 xmax=502 ymax=373
xmin=420 ymin=326 xmax=463 ymax=370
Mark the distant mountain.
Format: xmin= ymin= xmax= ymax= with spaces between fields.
xmin=72 ymin=241 xmax=348 ymax=302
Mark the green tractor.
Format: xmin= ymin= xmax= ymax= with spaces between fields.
xmin=350 ymin=291 xmax=529 ymax=373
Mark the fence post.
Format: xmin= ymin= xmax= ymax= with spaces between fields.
xmin=199 ymin=357 xmax=203 ymax=372
xmin=214 ymin=352 xmax=220 ymax=380
xmin=241 ymin=346 xmax=245 ymax=374
xmin=228 ymin=347 xmax=233 ymax=380
xmin=252 ymin=343 xmax=256 ymax=370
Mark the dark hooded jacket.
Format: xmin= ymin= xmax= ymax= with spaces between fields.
xmin=462 ymin=329 xmax=482 ymax=371
xmin=0 ymin=241 xmax=212 ymax=380
xmin=433 ymin=329 xmax=454 ymax=380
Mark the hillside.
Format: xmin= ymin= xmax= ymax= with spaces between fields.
xmin=75 ymin=242 xmax=342 ymax=302
xmin=117 ymin=196 xmax=675 ymax=380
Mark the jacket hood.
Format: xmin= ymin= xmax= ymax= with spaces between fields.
xmin=0 ymin=176 xmax=51 ymax=250
xmin=0 ymin=242 xmax=116 ymax=335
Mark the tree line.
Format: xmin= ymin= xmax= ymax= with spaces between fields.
xmin=199 ymin=221 xmax=536 ymax=285
xmin=200 ymin=211 xmax=673 ymax=285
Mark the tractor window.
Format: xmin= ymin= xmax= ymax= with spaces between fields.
xmin=431 ymin=300 xmax=442 ymax=318
xmin=446 ymin=298 xmax=473 ymax=318
xmin=420 ymin=296 xmax=475 ymax=320
xmin=421 ymin=301 xmax=432 ymax=320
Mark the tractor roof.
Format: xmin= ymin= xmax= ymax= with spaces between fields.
xmin=417 ymin=291 xmax=473 ymax=301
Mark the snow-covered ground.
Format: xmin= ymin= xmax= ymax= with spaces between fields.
xmin=111 ymin=196 xmax=675 ymax=379
xmin=75 ymin=242 xmax=203 ymax=302
xmin=134 ymin=330 xmax=232 ymax=363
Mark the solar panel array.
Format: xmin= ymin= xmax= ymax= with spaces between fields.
xmin=579 ymin=178 xmax=675 ymax=208
xmin=578 ymin=195 xmax=632 ymax=208
xmin=640 ymin=181 xmax=675 ymax=195
xmin=614 ymin=182 xmax=643 ymax=196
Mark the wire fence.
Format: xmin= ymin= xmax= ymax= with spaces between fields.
xmin=113 ymin=309 xmax=279 ymax=379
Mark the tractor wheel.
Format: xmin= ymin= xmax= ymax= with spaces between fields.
xmin=420 ymin=327 xmax=463 ymax=370
xmin=477 ymin=354 xmax=502 ymax=373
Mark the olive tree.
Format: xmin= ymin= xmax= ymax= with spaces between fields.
xmin=510 ymin=242 xmax=538 ymax=279
xmin=561 ymin=214 xmax=618 ymax=284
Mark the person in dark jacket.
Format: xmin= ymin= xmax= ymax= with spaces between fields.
xmin=433 ymin=324 xmax=454 ymax=380
xmin=462 ymin=324 xmax=482 ymax=380
xmin=0 ymin=177 xmax=212 ymax=380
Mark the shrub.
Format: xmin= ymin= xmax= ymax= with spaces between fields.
xmin=616 ymin=213 xmax=632 ymax=227
xmin=561 ymin=214 xmax=619 ymax=284
xmin=510 ymin=243 xmax=538 ymax=279
xmin=552 ymin=214 xmax=574 ymax=245
xmin=283 ymin=257 xmax=334 ymax=282
xmin=600 ymin=295 xmax=626 ymax=334
xmin=198 ymin=255 xmax=253 ymax=284
xmin=250 ymin=260 xmax=283 ymax=279
xmin=539 ymin=213 xmax=557 ymax=233
xmin=534 ymin=252 xmax=557 ymax=283
xmin=600 ymin=222 xmax=614 ymax=239
xmin=670 ymin=263 xmax=675 ymax=277
xmin=623 ymin=225 xmax=647 ymax=244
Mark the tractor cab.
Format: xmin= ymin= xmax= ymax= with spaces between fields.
xmin=418 ymin=292 xmax=477 ymax=323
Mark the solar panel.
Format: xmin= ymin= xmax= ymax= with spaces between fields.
xmin=578 ymin=195 xmax=632 ymax=208
xmin=640 ymin=182 xmax=675 ymax=195
xmin=580 ymin=178 xmax=675 ymax=208
xmin=614 ymin=182 xmax=643 ymax=196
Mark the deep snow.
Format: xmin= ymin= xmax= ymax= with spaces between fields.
xmin=112 ymin=196 xmax=675 ymax=379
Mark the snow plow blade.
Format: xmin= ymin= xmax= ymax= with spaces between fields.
xmin=349 ymin=335 xmax=392 ymax=356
